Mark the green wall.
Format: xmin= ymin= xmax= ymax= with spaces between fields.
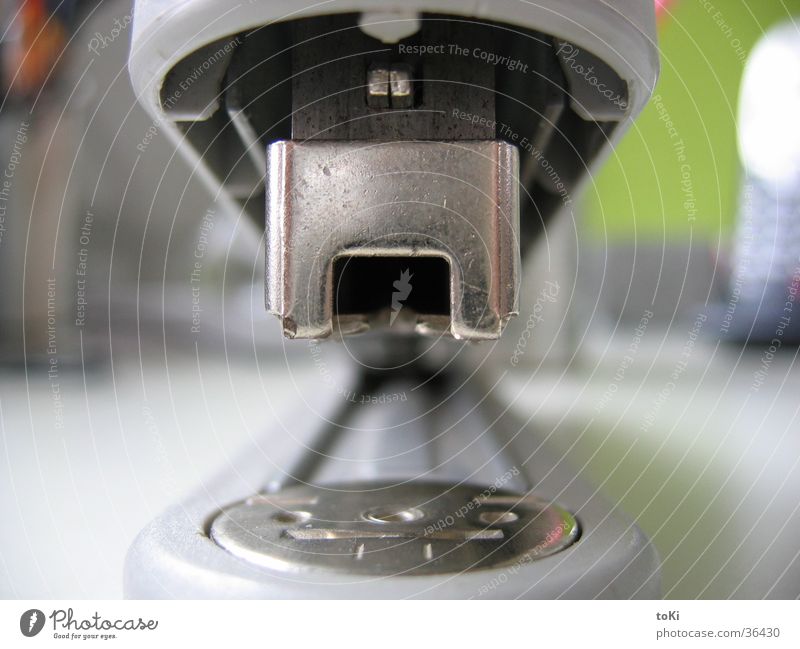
xmin=584 ymin=0 xmax=800 ymax=239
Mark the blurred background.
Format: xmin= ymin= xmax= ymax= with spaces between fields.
xmin=1 ymin=0 xmax=800 ymax=599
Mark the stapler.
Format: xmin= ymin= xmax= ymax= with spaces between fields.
xmin=124 ymin=0 xmax=660 ymax=598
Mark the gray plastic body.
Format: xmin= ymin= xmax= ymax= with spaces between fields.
xmin=125 ymin=375 xmax=660 ymax=599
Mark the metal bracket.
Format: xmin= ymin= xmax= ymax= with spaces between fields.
xmin=265 ymin=140 xmax=520 ymax=340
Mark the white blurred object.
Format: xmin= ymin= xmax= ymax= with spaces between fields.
xmin=738 ymin=21 xmax=800 ymax=194
xmin=726 ymin=19 xmax=800 ymax=342
xmin=358 ymin=11 xmax=421 ymax=43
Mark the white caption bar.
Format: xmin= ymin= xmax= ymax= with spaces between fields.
xmin=0 ymin=600 xmax=797 ymax=647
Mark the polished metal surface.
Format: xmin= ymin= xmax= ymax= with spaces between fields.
xmin=265 ymin=140 xmax=520 ymax=340
xmin=366 ymin=65 xmax=390 ymax=108
xmin=388 ymin=64 xmax=414 ymax=108
xmin=210 ymin=481 xmax=578 ymax=576
xmin=366 ymin=63 xmax=414 ymax=108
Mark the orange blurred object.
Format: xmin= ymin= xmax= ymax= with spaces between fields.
xmin=4 ymin=0 xmax=66 ymax=97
